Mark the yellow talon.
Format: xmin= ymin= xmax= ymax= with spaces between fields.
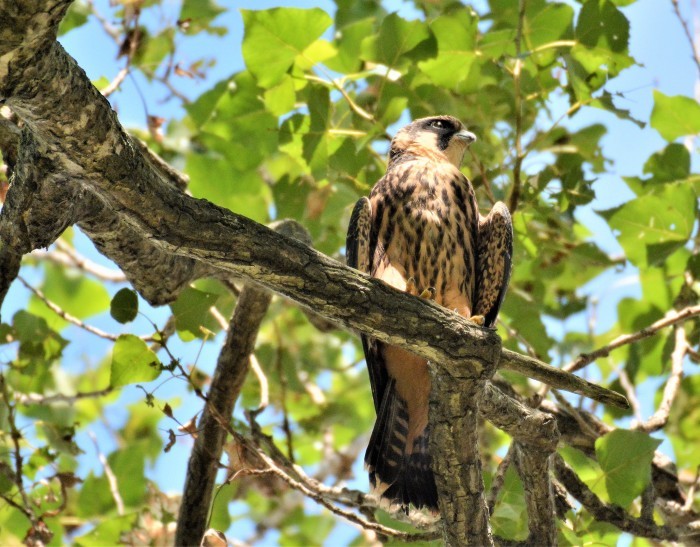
xmin=419 ymin=287 xmax=436 ymax=300
xmin=469 ymin=315 xmax=485 ymax=326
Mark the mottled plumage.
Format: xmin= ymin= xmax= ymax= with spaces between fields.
xmin=346 ymin=115 xmax=513 ymax=510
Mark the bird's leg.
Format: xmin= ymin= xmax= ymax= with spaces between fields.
xmin=405 ymin=277 xmax=418 ymax=296
xmin=468 ymin=315 xmax=485 ymax=326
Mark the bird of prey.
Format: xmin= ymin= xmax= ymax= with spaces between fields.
xmin=346 ymin=115 xmax=513 ymax=510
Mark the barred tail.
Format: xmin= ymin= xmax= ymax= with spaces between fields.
xmin=365 ymin=379 xmax=438 ymax=510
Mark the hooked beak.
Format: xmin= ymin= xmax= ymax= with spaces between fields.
xmin=454 ymin=130 xmax=477 ymax=145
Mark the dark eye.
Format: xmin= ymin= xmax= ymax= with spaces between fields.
xmin=430 ymin=120 xmax=445 ymax=129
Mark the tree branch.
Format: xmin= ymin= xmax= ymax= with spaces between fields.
xmin=175 ymin=220 xmax=308 ymax=546
xmin=429 ymin=336 xmax=501 ymax=546
xmin=565 ymin=305 xmax=700 ymax=374
xmin=635 ymin=325 xmax=687 ymax=433
xmin=553 ymin=454 xmax=678 ymax=541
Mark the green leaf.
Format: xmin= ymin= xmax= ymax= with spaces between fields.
xmin=209 ymin=483 xmax=236 ymax=531
xmin=121 ymin=401 xmax=168 ymax=461
xmin=77 ymin=472 xmax=116 ymax=518
xmin=360 ymin=13 xmax=430 ymax=66
xmin=263 ymin=76 xmax=296 ymax=116
xmin=526 ymin=2 xmax=574 ymax=50
xmin=325 ymin=17 xmax=374 ymax=73
xmin=12 ymin=311 xmax=68 ymax=362
xmin=576 ymin=0 xmax=629 ymax=53
xmin=650 ymin=90 xmax=700 ymax=141
xmin=418 ymin=10 xmax=478 ymax=88
xmin=108 ymin=446 xmax=147 ymax=507
xmin=42 ymin=263 xmax=110 ymax=320
xmin=186 ymin=78 xmax=230 ymax=128
xmin=135 ymin=29 xmax=174 ymax=73
xmin=169 ymin=286 xmax=220 ymax=340
xmin=58 ymin=0 xmax=90 ymax=36
xmin=195 ymin=72 xmax=279 ymax=172
xmin=601 ymin=182 xmax=697 ymax=267
xmin=186 ymin=154 xmax=271 ymax=223
xmin=491 ymin=465 xmax=528 ymax=540
xmin=110 ymin=334 xmax=161 ymax=388
xmin=74 ymin=514 xmax=136 ymax=546
xmin=643 ymin=143 xmax=690 ymax=183
xmin=241 ymin=8 xmax=332 ymax=88
xmin=595 ymin=429 xmax=661 ymax=507
xmin=180 ymin=0 xmax=226 ymax=35
xmin=110 ymin=288 xmax=138 ymax=324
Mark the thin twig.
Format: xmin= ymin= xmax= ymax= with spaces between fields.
xmin=249 ymin=354 xmax=269 ymax=412
xmin=17 ymin=276 xmax=156 ymax=342
xmin=0 ymin=376 xmax=35 ymax=524
xmin=670 ymin=0 xmax=700 ymax=78
xmin=507 ymin=0 xmax=527 ymax=213
xmin=565 ymin=304 xmax=700 ymax=374
xmin=273 ymin=322 xmax=294 ymax=463
xmin=553 ymin=454 xmax=678 ymax=541
xmin=16 ymin=387 xmax=113 ymax=405
xmin=102 ymin=66 xmax=130 ymax=98
xmin=86 ymin=0 xmax=120 ymax=41
xmin=684 ymin=465 xmax=700 ymax=512
xmin=0 ymin=492 xmax=33 ymax=520
xmin=635 ymin=326 xmax=688 ymax=433
xmin=88 ymin=431 xmax=124 ymax=515
xmin=487 ymin=444 xmax=514 ymax=514
xmin=618 ymin=367 xmax=643 ymax=424
xmin=551 ymin=389 xmax=600 ymax=440
xmin=304 ymin=73 xmax=375 ymax=122
xmin=32 ymin=240 xmax=127 ymax=281
xmin=498 ymin=317 xmax=540 ymax=359
xmin=241 ymin=452 xmax=439 ymax=542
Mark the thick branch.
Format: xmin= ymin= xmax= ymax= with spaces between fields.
xmin=513 ymin=443 xmax=557 ymax=546
xmin=429 ymin=337 xmax=501 ymax=546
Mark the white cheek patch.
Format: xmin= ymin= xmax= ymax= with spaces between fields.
xmin=414 ymin=132 xmax=439 ymax=151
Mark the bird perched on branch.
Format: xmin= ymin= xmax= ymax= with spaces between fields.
xmin=346 ymin=115 xmax=513 ymax=510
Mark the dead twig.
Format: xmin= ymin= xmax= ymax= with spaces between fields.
xmin=565 ymin=304 xmax=700 ymax=374
xmin=635 ymin=326 xmax=688 ymax=433
xmin=670 ymin=0 xmax=700 ymax=78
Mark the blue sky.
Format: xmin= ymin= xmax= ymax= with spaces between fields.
xmin=1 ymin=0 xmax=698 ymax=544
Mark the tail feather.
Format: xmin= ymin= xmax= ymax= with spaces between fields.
xmin=365 ymin=379 xmax=438 ymax=509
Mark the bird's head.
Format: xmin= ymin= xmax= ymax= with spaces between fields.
xmin=389 ymin=115 xmax=476 ymax=168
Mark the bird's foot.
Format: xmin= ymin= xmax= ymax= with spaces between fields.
xmin=419 ymin=287 xmax=436 ymax=300
xmin=405 ymin=277 xmax=418 ymax=296
xmin=468 ymin=315 xmax=485 ymax=326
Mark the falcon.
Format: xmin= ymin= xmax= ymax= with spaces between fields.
xmin=346 ymin=115 xmax=513 ymax=510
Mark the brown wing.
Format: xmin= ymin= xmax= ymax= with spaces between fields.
xmin=473 ymin=201 xmax=513 ymax=327
xmin=346 ymin=197 xmax=387 ymax=412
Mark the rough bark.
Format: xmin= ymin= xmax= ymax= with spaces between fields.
xmin=429 ymin=330 xmax=501 ymax=546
